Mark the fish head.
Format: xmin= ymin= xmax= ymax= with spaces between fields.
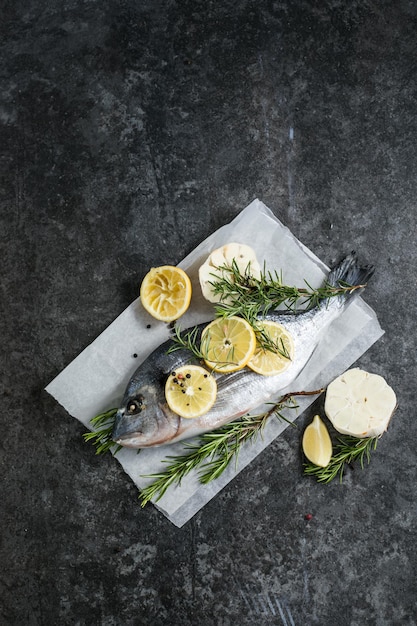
xmin=112 ymin=376 xmax=181 ymax=448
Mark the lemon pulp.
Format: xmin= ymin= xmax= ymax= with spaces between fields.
xmin=165 ymin=365 xmax=217 ymax=419
xmin=140 ymin=265 xmax=192 ymax=322
xmin=302 ymin=415 xmax=332 ymax=467
xmin=201 ymin=316 xmax=257 ymax=373
xmin=247 ymin=320 xmax=294 ymax=376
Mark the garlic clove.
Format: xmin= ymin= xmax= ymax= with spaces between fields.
xmin=223 ymin=243 xmax=261 ymax=277
xmin=198 ymin=243 xmax=261 ymax=303
xmin=198 ymin=264 xmax=226 ymax=303
xmin=209 ymin=248 xmax=228 ymax=269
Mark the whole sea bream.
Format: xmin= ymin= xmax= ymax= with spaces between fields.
xmin=112 ymin=253 xmax=374 ymax=448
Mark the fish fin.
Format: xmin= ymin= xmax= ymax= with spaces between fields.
xmin=327 ymin=251 xmax=374 ymax=294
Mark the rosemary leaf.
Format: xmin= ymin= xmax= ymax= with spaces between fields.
xmin=83 ymin=408 xmax=123 ymax=456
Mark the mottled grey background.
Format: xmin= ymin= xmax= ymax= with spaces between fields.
xmin=1 ymin=1 xmax=416 ymax=625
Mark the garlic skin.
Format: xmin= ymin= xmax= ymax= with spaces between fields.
xmin=198 ymin=243 xmax=262 ymax=303
xmin=325 ymin=368 xmax=397 ymax=438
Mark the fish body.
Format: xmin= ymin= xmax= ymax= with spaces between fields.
xmin=112 ymin=253 xmax=373 ymax=448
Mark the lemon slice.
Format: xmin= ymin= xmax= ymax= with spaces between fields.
xmin=302 ymin=415 xmax=333 ymax=467
xmin=140 ymin=265 xmax=192 ymax=322
xmin=165 ymin=365 xmax=217 ymax=419
xmin=201 ymin=316 xmax=257 ymax=373
xmin=247 ymin=320 xmax=294 ymax=376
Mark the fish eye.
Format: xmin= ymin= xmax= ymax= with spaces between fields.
xmin=127 ymin=395 xmax=145 ymax=414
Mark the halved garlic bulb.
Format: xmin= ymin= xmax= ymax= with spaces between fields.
xmin=325 ymin=368 xmax=397 ymax=438
xmin=198 ymin=243 xmax=262 ymax=303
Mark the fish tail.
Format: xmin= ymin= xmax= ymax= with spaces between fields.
xmin=327 ymin=251 xmax=374 ymax=300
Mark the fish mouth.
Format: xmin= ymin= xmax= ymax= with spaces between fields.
xmin=112 ymin=404 xmax=181 ymax=448
xmin=112 ymin=409 xmax=143 ymax=445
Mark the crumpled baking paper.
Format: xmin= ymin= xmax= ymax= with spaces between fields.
xmin=45 ymin=199 xmax=384 ymax=527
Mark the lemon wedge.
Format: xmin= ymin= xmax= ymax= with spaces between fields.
xmin=247 ymin=320 xmax=294 ymax=376
xmin=325 ymin=368 xmax=397 ymax=438
xmin=165 ymin=365 xmax=217 ymax=419
xmin=199 ymin=243 xmax=261 ymax=303
xmin=140 ymin=265 xmax=192 ymax=322
xmin=201 ymin=316 xmax=257 ymax=373
xmin=302 ymin=415 xmax=333 ymax=467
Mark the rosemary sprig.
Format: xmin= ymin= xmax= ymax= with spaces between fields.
xmin=303 ymin=435 xmax=379 ymax=483
xmin=210 ymin=260 xmax=365 ymax=322
xmin=168 ymin=312 xmax=291 ymax=363
xmin=167 ymin=325 xmax=205 ymax=359
xmin=139 ymin=389 xmax=323 ymax=506
xmin=167 ymin=261 xmax=362 ymax=362
xmin=83 ymin=408 xmax=122 ymax=455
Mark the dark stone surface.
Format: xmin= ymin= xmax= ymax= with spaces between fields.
xmin=1 ymin=1 xmax=417 ymax=624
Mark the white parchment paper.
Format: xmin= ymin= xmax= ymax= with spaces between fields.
xmin=45 ymin=199 xmax=384 ymax=527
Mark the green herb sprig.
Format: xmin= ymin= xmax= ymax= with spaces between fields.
xmin=167 ymin=261 xmax=363 ymax=364
xmin=167 ymin=325 xmax=206 ymax=360
xmin=139 ymin=389 xmax=323 ymax=507
xmin=303 ymin=435 xmax=379 ymax=483
xmin=211 ymin=260 xmax=365 ymax=323
xmin=168 ymin=312 xmax=291 ymax=364
xmin=83 ymin=408 xmax=122 ymax=455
